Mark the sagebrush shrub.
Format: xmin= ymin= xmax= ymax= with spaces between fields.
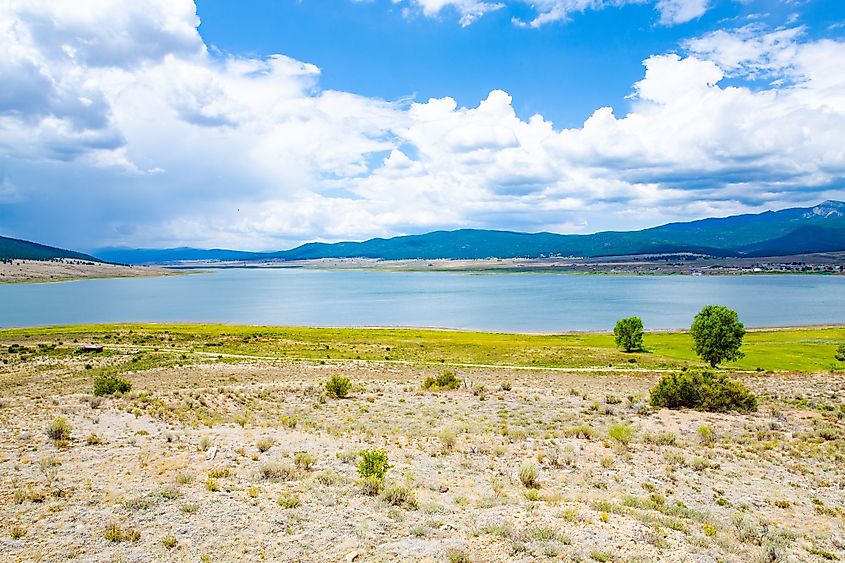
xmin=294 ymin=451 xmax=316 ymax=471
xmin=260 ymin=462 xmax=297 ymax=481
xmin=649 ymin=370 xmax=757 ymax=413
xmin=382 ymin=483 xmax=417 ymax=508
xmin=256 ymin=437 xmax=274 ymax=453
xmin=276 ymin=492 xmax=301 ymax=508
xmin=46 ymin=417 xmax=71 ymax=441
xmin=518 ymin=461 xmax=539 ymax=489
xmin=608 ymin=423 xmax=635 ymax=446
xmin=93 ymin=375 xmax=132 ymax=396
xmin=325 ymin=374 xmax=351 ymax=398
xmin=422 ymin=370 xmax=461 ymax=391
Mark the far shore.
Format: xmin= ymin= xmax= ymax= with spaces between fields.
xmin=0 ymin=259 xmax=191 ymax=284
xmin=166 ymin=251 xmax=845 ymax=275
xmin=2 ymin=250 xmax=843 ymax=284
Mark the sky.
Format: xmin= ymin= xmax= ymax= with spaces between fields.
xmin=1 ymin=0 xmax=844 ymax=251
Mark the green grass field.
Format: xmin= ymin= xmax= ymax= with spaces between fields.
xmin=1 ymin=323 xmax=843 ymax=373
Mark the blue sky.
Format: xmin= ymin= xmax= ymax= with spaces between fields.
xmin=1 ymin=0 xmax=844 ymax=250
xmin=195 ymin=0 xmax=845 ymax=127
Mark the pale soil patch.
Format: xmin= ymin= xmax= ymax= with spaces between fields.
xmin=0 ymin=258 xmax=179 ymax=283
xmin=1 ymin=355 xmax=843 ymax=562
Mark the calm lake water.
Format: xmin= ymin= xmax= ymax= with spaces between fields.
xmin=1 ymin=269 xmax=844 ymax=331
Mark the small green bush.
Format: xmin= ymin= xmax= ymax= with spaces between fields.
xmin=422 ymin=370 xmax=462 ymax=391
xmin=518 ymin=461 xmax=539 ymax=489
xmin=46 ymin=417 xmax=72 ymax=442
xmin=103 ymin=524 xmax=140 ymax=543
xmin=255 ymin=437 xmax=274 ymax=453
xmin=608 ymin=423 xmax=635 ymax=446
xmin=93 ymin=375 xmax=132 ymax=396
xmin=649 ymin=370 xmax=757 ymax=413
xmin=325 ymin=374 xmax=351 ymax=398
xmin=358 ymin=449 xmax=391 ymax=482
xmin=276 ymin=492 xmax=301 ymax=508
xmin=293 ymin=451 xmax=317 ymax=471
xmin=361 ymin=475 xmax=384 ymax=496
xmin=835 ymin=343 xmax=845 ymax=362
xmin=382 ymin=483 xmax=417 ymax=508
xmin=259 ymin=462 xmax=297 ymax=482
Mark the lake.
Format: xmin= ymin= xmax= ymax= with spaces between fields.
xmin=1 ymin=269 xmax=844 ymax=331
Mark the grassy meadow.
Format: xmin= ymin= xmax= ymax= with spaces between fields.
xmin=1 ymin=323 xmax=843 ymax=374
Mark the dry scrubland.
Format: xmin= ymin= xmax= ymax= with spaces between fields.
xmin=1 ymin=327 xmax=844 ymax=562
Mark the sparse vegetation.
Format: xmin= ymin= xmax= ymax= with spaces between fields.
xmin=0 ymin=324 xmax=841 ymax=561
xmin=382 ymin=483 xmax=417 ymax=508
xmin=103 ymin=524 xmax=140 ymax=543
xmin=260 ymin=462 xmax=297 ymax=482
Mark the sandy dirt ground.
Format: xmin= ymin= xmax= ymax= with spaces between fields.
xmin=1 ymin=347 xmax=844 ymax=562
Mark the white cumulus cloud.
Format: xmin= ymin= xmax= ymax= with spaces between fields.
xmin=398 ymin=0 xmax=711 ymax=27
xmin=0 ymin=1 xmax=843 ymax=250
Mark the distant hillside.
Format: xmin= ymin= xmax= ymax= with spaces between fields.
xmin=93 ymin=200 xmax=845 ymax=263
xmin=268 ymin=200 xmax=845 ymax=261
xmin=0 ymin=235 xmax=102 ymax=262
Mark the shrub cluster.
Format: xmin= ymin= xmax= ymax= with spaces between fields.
xmin=649 ymin=370 xmax=757 ymax=413
xmin=93 ymin=375 xmax=132 ymax=396
xmin=422 ymin=370 xmax=461 ymax=391
xmin=325 ymin=374 xmax=351 ymax=398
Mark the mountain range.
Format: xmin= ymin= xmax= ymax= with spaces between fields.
xmin=93 ymin=200 xmax=845 ymax=264
xmin=4 ymin=201 xmax=844 ymax=264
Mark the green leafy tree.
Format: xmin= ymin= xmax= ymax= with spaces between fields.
xmin=690 ymin=305 xmax=745 ymax=367
xmin=613 ymin=316 xmax=644 ymax=352
xmin=835 ymin=344 xmax=845 ymax=362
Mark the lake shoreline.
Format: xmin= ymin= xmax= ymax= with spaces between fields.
xmin=163 ymin=252 xmax=845 ymax=276
xmin=0 ymin=259 xmax=192 ymax=285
